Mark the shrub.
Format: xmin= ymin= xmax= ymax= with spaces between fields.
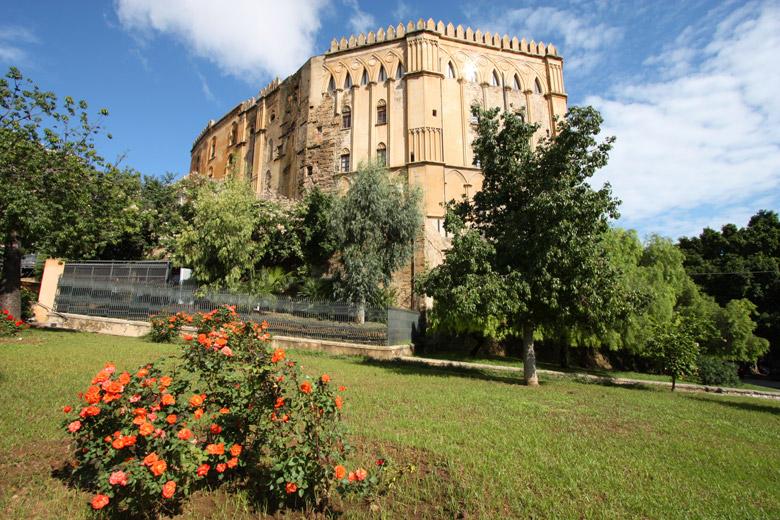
xmin=147 ymin=311 xmax=191 ymax=343
xmin=697 ymin=355 xmax=740 ymax=387
xmin=64 ymin=307 xmax=373 ymax=516
xmin=0 ymin=308 xmax=28 ymax=337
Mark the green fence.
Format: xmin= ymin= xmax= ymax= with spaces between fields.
xmin=54 ymin=275 xmax=419 ymax=346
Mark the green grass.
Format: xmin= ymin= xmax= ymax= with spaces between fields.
xmin=411 ymin=350 xmax=779 ymax=392
xmin=2 ymin=329 xmax=780 ymax=519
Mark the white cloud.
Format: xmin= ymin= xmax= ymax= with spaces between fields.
xmin=0 ymin=25 xmax=39 ymax=67
xmin=393 ymin=1 xmax=413 ymax=23
xmin=589 ymin=1 xmax=780 ymax=239
xmin=342 ymin=0 xmax=375 ymax=35
xmin=114 ymin=0 xmax=327 ymax=83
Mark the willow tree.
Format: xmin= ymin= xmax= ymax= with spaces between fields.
xmin=330 ymin=160 xmax=423 ymax=322
xmin=424 ymin=106 xmax=624 ymax=385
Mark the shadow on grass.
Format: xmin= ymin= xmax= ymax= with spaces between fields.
xmin=354 ymin=356 xmax=552 ymax=387
xmin=682 ymin=394 xmax=780 ymax=415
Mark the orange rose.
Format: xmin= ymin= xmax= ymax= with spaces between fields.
xmin=285 ymin=482 xmax=297 ymax=494
xmin=143 ymin=453 xmax=159 ymax=466
xmin=161 ymin=394 xmax=175 ymax=406
xmin=136 ymin=368 xmax=148 ymax=378
xmin=197 ymin=464 xmax=210 ymax=476
xmin=122 ymin=435 xmax=137 ymax=447
xmin=160 ymin=376 xmax=172 ymax=387
xmin=166 ymin=415 xmax=177 ymax=424
xmin=206 ymin=442 xmax=225 ymax=455
xmin=91 ymin=494 xmax=109 ymax=509
xmin=335 ymin=396 xmax=343 ymax=409
xmin=102 ymin=392 xmax=121 ymax=403
xmin=321 ymin=374 xmax=331 ymax=383
xmin=216 ymin=463 xmax=227 ymax=473
xmin=162 ymin=480 xmax=176 ymax=499
xmin=219 ymin=408 xmax=230 ymax=414
xmin=139 ymin=422 xmax=154 ymax=436
xmin=106 ymin=381 xmax=123 ymax=394
xmin=335 ymin=465 xmax=346 ymax=480
xmin=112 ymin=438 xmax=124 ymax=449
xmin=92 ymin=370 xmax=110 ymax=385
xmin=194 ymin=408 xmax=204 ymax=419
xmin=189 ymin=395 xmax=204 ymax=407
xmin=227 ymin=457 xmax=238 ymax=468
xmin=301 ymin=381 xmax=312 ymax=393
xmin=150 ymin=460 xmax=167 ymax=476
xmin=133 ymin=407 xmax=146 ymax=415
xmin=118 ymin=371 xmax=131 ymax=385
xmin=355 ymin=468 xmax=367 ymax=481
xmin=210 ymin=424 xmax=221 ymax=434
xmin=84 ymin=386 xmax=101 ymax=404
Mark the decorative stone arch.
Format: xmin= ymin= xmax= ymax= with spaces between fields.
xmin=445 ymin=170 xmax=469 ymax=199
xmin=336 ymin=175 xmax=352 ymax=195
xmin=512 ymin=73 xmax=523 ymax=90
xmin=360 ymin=67 xmax=369 ymax=86
xmin=343 ymin=71 xmax=353 ymax=90
xmin=439 ymin=47 xmax=460 ymax=79
xmin=377 ymin=63 xmax=387 ymax=82
xmin=533 ymin=77 xmax=544 ymax=94
xmin=395 ymin=61 xmax=405 ymax=79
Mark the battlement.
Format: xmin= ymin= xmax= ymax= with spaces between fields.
xmin=326 ymin=18 xmax=558 ymax=57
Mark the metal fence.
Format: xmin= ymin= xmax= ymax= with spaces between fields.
xmin=54 ymin=275 xmax=418 ymax=346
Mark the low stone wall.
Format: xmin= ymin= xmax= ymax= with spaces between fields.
xmin=43 ymin=312 xmax=411 ymax=360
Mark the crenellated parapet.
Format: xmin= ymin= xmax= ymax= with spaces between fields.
xmin=326 ymin=18 xmax=558 ymax=58
xmin=257 ymin=77 xmax=282 ymax=100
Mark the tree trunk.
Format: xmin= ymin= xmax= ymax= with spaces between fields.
xmin=523 ymin=321 xmax=539 ymax=386
xmin=559 ymin=338 xmax=569 ymax=368
xmin=0 ymin=229 xmax=23 ymax=319
xmin=357 ymin=298 xmax=365 ymax=324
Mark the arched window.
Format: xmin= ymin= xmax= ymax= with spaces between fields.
xmin=264 ymin=170 xmax=271 ymax=190
xmin=268 ymin=139 xmax=274 ymax=162
xmin=395 ymin=63 xmax=405 ymax=79
xmin=327 ymin=74 xmax=336 ymax=92
xmin=343 ymin=73 xmax=352 ymax=90
xmin=378 ymin=65 xmax=387 ymax=82
xmin=209 ymin=137 xmax=216 ymax=159
xmin=491 ymin=70 xmax=500 ymax=87
xmin=534 ymin=78 xmax=542 ymax=94
xmin=513 ymin=74 xmax=521 ymax=90
xmin=376 ymin=143 xmax=387 ymax=166
xmin=342 ymin=106 xmax=351 ymax=129
xmin=360 ymin=68 xmax=368 ymax=86
xmin=447 ymin=62 xmax=456 ymax=79
xmin=229 ymin=122 xmax=237 ymax=145
xmin=515 ymin=111 xmax=525 ymax=123
xmin=340 ymin=149 xmax=351 ymax=173
xmin=470 ymin=101 xmax=480 ymax=124
xmin=376 ymin=100 xmax=386 ymax=125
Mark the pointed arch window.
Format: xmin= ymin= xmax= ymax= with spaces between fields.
xmin=327 ymin=75 xmax=336 ymax=92
xmin=534 ymin=78 xmax=542 ymax=94
xmin=340 ymin=149 xmax=351 ymax=173
xmin=342 ymin=106 xmax=351 ymax=130
xmin=344 ymin=73 xmax=352 ymax=90
xmin=447 ymin=62 xmax=456 ymax=79
xmin=467 ymin=68 xmax=478 ymax=83
xmin=376 ymin=142 xmax=387 ymax=166
xmin=513 ymin=74 xmax=521 ymax=90
xmin=396 ymin=63 xmax=405 ymax=79
xmin=378 ymin=65 xmax=387 ymax=82
xmin=360 ymin=68 xmax=369 ymax=86
xmin=491 ymin=70 xmax=500 ymax=87
xmin=376 ymin=99 xmax=386 ymax=125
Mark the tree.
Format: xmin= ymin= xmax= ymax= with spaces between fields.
xmin=646 ymin=315 xmax=700 ymax=391
xmin=679 ymin=210 xmax=779 ymax=365
xmin=421 ymin=106 xmax=624 ymax=385
xmin=175 ymin=176 xmax=258 ymax=290
xmin=330 ymin=160 xmax=423 ymax=322
xmin=0 ymin=67 xmax=123 ymax=317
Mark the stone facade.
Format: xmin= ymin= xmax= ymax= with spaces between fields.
xmin=190 ymin=19 xmax=567 ymax=309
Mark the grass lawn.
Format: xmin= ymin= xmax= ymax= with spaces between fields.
xmin=1 ymin=329 xmax=779 ymax=519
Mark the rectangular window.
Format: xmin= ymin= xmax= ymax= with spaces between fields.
xmin=376 ymin=106 xmax=386 ymax=125
xmin=342 ymin=112 xmax=351 ymax=129
xmin=340 ymin=154 xmax=350 ymax=172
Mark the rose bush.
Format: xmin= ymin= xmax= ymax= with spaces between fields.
xmin=147 ymin=310 xmax=191 ymax=343
xmin=0 ymin=308 xmax=28 ymax=337
xmin=64 ymin=305 xmax=370 ymax=516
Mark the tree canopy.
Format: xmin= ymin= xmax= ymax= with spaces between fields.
xmin=420 ymin=106 xmax=626 ymax=385
xmin=330 ymin=160 xmax=423 ymax=321
xmin=0 ymin=67 xmax=131 ymax=317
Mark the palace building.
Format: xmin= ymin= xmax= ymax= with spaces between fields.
xmin=190 ymin=18 xmax=567 ymax=308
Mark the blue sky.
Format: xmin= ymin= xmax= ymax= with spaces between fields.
xmin=1 ymin=0 xmax=778 ymax=240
